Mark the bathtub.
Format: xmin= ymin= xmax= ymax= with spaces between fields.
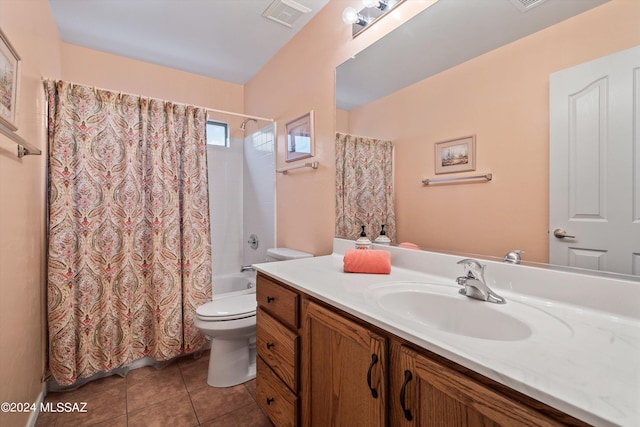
xmin=212 ymin=271 xmax=256 ymax=296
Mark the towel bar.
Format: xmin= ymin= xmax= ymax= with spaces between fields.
xmin=422 ymin=173 xmax=492 ymax=185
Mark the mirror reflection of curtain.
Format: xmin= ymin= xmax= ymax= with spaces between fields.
xmin=335 ymin=132 xmax=396 ymax=242
xmin=44 ymin=81 xmax=212 ymax=386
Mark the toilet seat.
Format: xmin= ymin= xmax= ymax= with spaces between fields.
xmin=196 ymin=293 xmax=256 ymax=321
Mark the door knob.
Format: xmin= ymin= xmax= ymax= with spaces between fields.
xmin=553 ymin=228 xmax=575 ymax=239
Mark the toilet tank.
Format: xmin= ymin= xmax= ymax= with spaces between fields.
xmin=265 ymin=248 xmax=313 ymax=262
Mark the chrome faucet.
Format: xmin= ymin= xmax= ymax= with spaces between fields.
xmin=504 ymin=249 xmax=524 ymax=264
xmin=240 ymin=265 xmax=255 ymax=272
xmin=456 ymin=259 xmax=506 ymax=304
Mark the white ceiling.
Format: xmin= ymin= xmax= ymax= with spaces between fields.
xmin=48 ymin=0 xmax=330 ymax=84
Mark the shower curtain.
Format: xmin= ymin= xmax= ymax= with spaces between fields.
xmin=45 ymin=81 xmax=212 ymax=386
xmin=335 ymin=132 xmax=396 ymax=242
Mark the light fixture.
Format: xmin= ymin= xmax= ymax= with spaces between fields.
xmin=342 ymin=0 xmax=405 ymax=38
xmin=362 ymin=0 xmax=388 ymax=11
xmin=342 ymin=7 xmax=368 ymax=26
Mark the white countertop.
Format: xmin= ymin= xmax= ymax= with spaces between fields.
xmin=254 ymin=239 xmax=640 ymax=427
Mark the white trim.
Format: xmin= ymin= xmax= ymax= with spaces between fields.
xmin=26 ymin=383 xmax=47 ymax=427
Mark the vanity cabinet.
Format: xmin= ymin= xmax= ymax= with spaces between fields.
xmin=256 ymin=272 xmax=588 ymax=427
xmin=256 ymin=274 xmax=301 ymax=427
xmin=301 ymin=300 xmax=386 ymax=427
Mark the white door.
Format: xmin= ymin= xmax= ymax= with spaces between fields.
xmin=549 ymin=45 xmax=640 ymax=275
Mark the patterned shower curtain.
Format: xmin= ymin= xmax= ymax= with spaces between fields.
xmin=335 ymin=132 xmax=396 ymax=242
xmin=45 ymin=81 xmax=212 ymax=386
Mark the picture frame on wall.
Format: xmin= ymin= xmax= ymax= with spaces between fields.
xmin=435 ymin=135 xmax=476 ymax=174
xmin=286 ymin=111 xmax=314 ymax=162
xmin=0 ymin=28 xmax=21 ymax=131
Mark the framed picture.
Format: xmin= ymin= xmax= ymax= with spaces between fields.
xmin=0 ymin=28 xmax=21 ymax=131
xmin=286 ymin=111 xmax=314 ymax=162
xmin=435 ymin=135 xmax=476 ymax=174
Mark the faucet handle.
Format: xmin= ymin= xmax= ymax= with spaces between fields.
xmin=457 ymin=258 xmax=486 ymax=283
xmin=457 ymin=258 xmax=485 ymax=276
xmin=504 ymin=250 xmax=525 ymax=264
xmin=457 ymin=258 xmax=483 ymax=268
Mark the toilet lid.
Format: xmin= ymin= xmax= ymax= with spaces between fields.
xmin=196 ymin=293 xmax=256 ymax=321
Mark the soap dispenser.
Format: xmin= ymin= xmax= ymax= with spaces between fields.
xmin=355 ymin=225 xmax=372 ymax=250
xmin=373 ymin=224 xmax=391 ymax=245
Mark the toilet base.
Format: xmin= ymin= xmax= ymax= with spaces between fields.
xmin=207 ymin=336 xmax=256 ymax=387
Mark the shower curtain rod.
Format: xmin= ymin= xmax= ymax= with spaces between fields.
xmin=206 ymin=109 xmax=273 ymax=122
xmin=41 ymin=77 xmax=275 ymax=122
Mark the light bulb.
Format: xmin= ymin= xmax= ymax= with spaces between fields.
xmin=342 ymin=7 xmax=359 ymax=24
xmin=363 ymin=0 xmax=388 ymax=10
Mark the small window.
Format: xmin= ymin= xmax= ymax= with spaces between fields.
xmin=288 ymin=135 xmax=311 ymax=154
xmin=206 ymin=120 xmax=229 ymax=147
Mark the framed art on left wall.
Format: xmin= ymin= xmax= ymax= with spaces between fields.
xmin=0 ymin=28 xmax=21 ymax=131
xmin=286 ymin=111 xmax=315 ymax=162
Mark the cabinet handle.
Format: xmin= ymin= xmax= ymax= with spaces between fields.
xmin=266 ymin=397 xmax=274 ymax=405
xmin=267 ymin=296 xmax=275 ymax=303
xmin=266 ymin=342 xmax=275 ymax=349
xmin=400 ymin=370 xmax=414 ymax=421
xmin=366 ymin=354 xmax=379 ymax=399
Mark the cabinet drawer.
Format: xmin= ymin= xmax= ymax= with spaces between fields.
xmin=257 ymin=356 xmax=298 ymax=427
xmin=257 ymin=274 xmax=299 ymax=329
xmin=257 ymin=308 xmax=298 ymax=392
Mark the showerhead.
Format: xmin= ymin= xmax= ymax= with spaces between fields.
xmin=240 ymin=118 xmax=258 ymax=131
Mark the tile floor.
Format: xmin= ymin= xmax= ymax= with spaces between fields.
xmin=35 ymin=351 xmax=273 ymax=427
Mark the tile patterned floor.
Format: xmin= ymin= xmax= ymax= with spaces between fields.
xmin=35 ymin=351 xmax=273 ymax=427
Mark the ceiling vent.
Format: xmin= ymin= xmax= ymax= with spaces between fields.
xmin=509 ymin=0 xmax=549 ymax=13
xmin=262 ymin=0 xmax=312 ymax=28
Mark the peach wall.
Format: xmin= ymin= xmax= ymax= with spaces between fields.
xmin=245 ymin=0 xmax=436 ymax=256
xmin=60 ymin=44 xmax=247 ymax=133
xmin=0 ymin=0 xmax=61 ymax=426
xmin=345 ymin=0 xmax=640 ymax=263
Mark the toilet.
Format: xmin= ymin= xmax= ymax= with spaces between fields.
xmin=194 ymin=247 xmax=313 ymax=387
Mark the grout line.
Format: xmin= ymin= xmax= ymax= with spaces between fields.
xmin=180 ymin=363 xmax=202 ymax=426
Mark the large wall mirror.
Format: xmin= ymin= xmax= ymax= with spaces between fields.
xmin=336 ymin=0 xmax=640 ymax=278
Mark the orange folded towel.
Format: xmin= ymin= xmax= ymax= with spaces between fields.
xmin=343 ymin=249 xmax=391 ymax=274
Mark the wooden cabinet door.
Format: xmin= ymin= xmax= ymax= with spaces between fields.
xmin=301 ymin=301 xmax=386 ymax=427
xmin=390 ymin=343 xmax=563 ymax=427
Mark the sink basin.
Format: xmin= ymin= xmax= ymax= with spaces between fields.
xmin=364 ymin=282 xmax=570 ymax=341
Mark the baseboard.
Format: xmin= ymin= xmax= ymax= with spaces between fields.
xmin=26 ymin=383 xmax=47 ymax=427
